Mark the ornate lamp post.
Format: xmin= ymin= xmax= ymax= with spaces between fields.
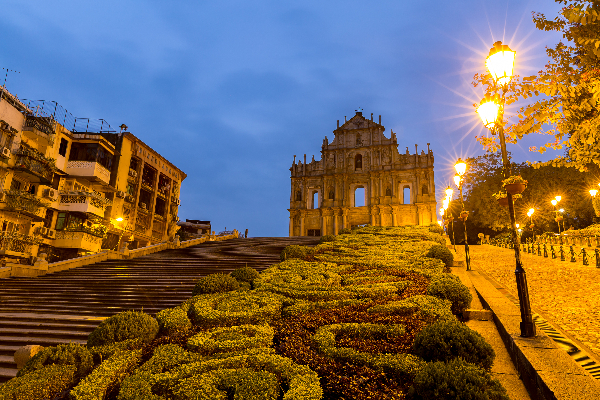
xmin=476 ymin=41 xmax=536 ymax=337
xmin=445 ymin=187 xmax=456 ymax=251
xmin=551 ymin=196 xmax=562 ymax=233
xmin=454 ymin=158 xmax=470 ymax=270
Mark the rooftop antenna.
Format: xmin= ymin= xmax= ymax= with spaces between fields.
xmin=0 ymin=68 xmax=20 ymax=102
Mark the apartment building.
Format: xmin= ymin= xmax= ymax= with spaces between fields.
xmin=0 ymin=88 xmax=185 ymax=263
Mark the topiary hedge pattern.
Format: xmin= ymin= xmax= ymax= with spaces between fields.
xmin=426 ymin=273 xmax=472 ymax=315
xmin=187 ymin=324 xmax=274 ymax=355
xmin=87 ymin=311 xmax=159 ymax=348
xmin=367 ymin=295 xmax=454 ymax=322
xmin=425 ymin=244 xmax=454 ymax=271
xmin=156 ymin=307 xmax=192 ymax=335
xmin=17 ymin=342 xmax=93 ymax=381
xmin=192 ymin=273 xmax=240 ymax=295
xmin=319 ymin=235 xmax=336 ymax=244
xmin=230 ymin=266 xmax=259 ymax=283
xmin=408 ymin=358 xmax=509 ymax=400
xmin=412 ymin=320 xmax=495 ymax=370
xmin=0 ymin=364 xmax=77 ymax=400
xmin=280 ymin=245 xmax=314 ymax=261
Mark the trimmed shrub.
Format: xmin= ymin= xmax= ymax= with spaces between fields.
xmin=280 ymin=245 xmax=313 ymax=261
xmin=87 ymin=311 xmax=159 ymax=348
xmin=0 ymin=364 xmax=77 ymax=400
xmin=70 ymin=349 xmax=142 ymax=400
xmin=319 ymin=235 xmax=336 ymax=244
xmin=192 ymin=273 xmax=240 ymax=296
xmin=313 ymin=323 xmax=424 ymax=378
xmin=338 ymin=228 xmax=352 ymax=235
xmin=413 ymin=320 xmax=495 ymax=370
xmin=89 ymin=339 xmax=144 ymax=366
xmin=427 ymin=273 xmax=472 ymax=315
xmin=425 ymin=244 xmax=453 ymax=271
xmin=17 ymin=342 xmax=93 ymax=381
xmin=408 ymin=358 xmax=509 ymax=400
xmin=156 ymin=307 xmax=192 ymax=335
xmin=367 ymin=295 xmax=454 ymax=322
xmin=172 ymin=367 xmax=279 ymax=400
xmin=282 ymin=299 xmax=367 ymax=317
xmin=189 ymin=291 xmax=285 ymax=327
xmin=187 ymin=324 xmax=274 ymax=355
xmin=230 ymin=266 xmax=259 ymax=283
xmin=428 ymin=223 xmax=444 ymax=235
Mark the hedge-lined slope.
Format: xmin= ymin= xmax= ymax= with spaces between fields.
xmin=1 ymin=225 xmax=507 ymax=400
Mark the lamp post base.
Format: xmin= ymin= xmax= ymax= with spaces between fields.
xmin=515 ymin=268 xmax=536 ymax=337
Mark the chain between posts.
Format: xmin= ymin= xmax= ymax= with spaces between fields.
xmin=487 ymin=236 xmax=600 ymax=268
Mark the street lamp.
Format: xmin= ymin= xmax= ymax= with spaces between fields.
xmin=527 ymin=208 xmax=535 ymax=241
xmin=551 ymin=197 xmax=562 ymax=233
xmin=476 ymin=41 xmax=535 ymax=337
xmin=454 ymin=159 xmax=470 ymax=270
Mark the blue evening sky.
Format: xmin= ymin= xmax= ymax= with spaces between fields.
xmin=1 ymin=0 xmax=564 ymax=236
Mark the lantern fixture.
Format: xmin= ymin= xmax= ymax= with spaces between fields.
xmin=486 ymin=41 xmax=516 ymax=87
xmin=476 ymin=94 xmax=502 ymax=129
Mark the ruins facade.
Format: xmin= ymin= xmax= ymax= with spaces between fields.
xmin=288 ymin=110 xmax=436 ymax=236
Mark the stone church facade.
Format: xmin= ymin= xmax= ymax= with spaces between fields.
xmin=288 ymin=110 xmax=436 ymax=236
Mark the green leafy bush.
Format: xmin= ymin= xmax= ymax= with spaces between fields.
xmin=187 ymin=324 xmax=274 ymax=355
xmin=427 ymin=273 xmax=472 ymax=315
xmin=156 ymin=307 xmax=192 ymax=335
xmin=88 ymin=339 xmax=143 ymax=366
xmin=425 ymin=244 xmax=453 ymax=271
xmin=0 ymin=364 xmax=76 ymax=400
xmin=280 ymin=245 xmax=314 ymax=261
xmin=428 ymin=224 xmax=444 ymax=235
xmin=70 ymin=349 xmax=142 ymax=400
xmin=319 ymin=235 xmax=336 ymax=244
xmin=408 ymin=358 xmax=509 ymax=400
xmin=367 ymin=295 xmax=454 ymax=322
xmin=338 ymin=228 xmax=352 ymax=235
xmin=87 ymin=311 xmax=159 ymax=347
xmin=413 ymin=320 xmax=495 ymax=370
xmin=17 ymin=343 xmax=93 ymax=381
xmin=230 ymin=266 xmax=259 ymax=283
xmin=192 ymin=273 xmax=240 ymax=296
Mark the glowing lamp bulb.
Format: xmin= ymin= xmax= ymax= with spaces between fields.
xmin=116 ymin=217 xmax=124 ymax=222
xmin=454 ymin=158 xmax=467 ymax=176
xmin=559 ymin=208 xmax=564 ymax=213
xmin=551 ymin=199 xmax=557 ymax=206
xmin=527 ymin=208 xmax=534 ymax=217
xmin=486 ymin=41 xmax=516 ymax=86
xmin=476 ymin=95 xmax=501 ymax=129
xmin=445 ymin=187 xmax=454 ymax=198
xmin=591 ymin=189 xmax=598 ymax=197
xmin=516 ymin=223 xmax=520 ymax=229
xmin=555 ymin=195 xmax=562 ymax=202
xmin=439 ymin=208 xmax=444 ymax=216
xmin=453 ymin=175 xmax=461 ymax=187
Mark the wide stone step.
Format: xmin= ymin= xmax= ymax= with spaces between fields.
xmin=0 ymin=328 xmax=89 ymax=339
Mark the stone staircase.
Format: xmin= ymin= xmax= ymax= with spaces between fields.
xmin=0 ymin=237 xmax=319 ymax=383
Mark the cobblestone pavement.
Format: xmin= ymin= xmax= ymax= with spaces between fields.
xmin=457 ymin=244 xmax=600 ymax=358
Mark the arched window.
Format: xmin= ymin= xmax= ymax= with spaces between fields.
xmin=295 ymin=191 xmax=302 ymax=201
xmin=355 ymin=187 xmax=365 ymax=207
xmin=355 ymin=154 xmax=362 ymax=170
xmin=403 ymin=186 xmax=411 ymax=205
xmin=329 ymin=188 xmax=335 ymax=200
xmin=385 ymin=186 xmax=392 ymax=196
xmin=312 ymin=192 xmax=319 ymax=209
xmin=422 ymin=184 xmax=429 ymax=195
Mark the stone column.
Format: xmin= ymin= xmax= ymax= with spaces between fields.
xmin=300 ymin=213 xmax=305 ymax=236
xmin=289 ymin=214 xmax=294 ymax=237
xmin=333 ymin=212 xmax=338 ymax=235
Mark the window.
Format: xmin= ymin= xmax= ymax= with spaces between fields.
xmin=58 ymin=138 xmax=69 ymax=157
xmin=130 ymin=157 xmax=139 ymax=171
xmin=126 ymin=184 xmax=136 ymax=196
xmin=403 ymin=186 xmax=411 ymax=205
xmin=43 ymin=209 xmax=54 ymax=229
xmin=329 ymin=188 xmax=335 ymax=200
xmin=312 ymin=192 xmax=319 ymax=209
xmin=155 ymin=197 xmax=166 ymax=216
xmin=55 ymin=212 xmax=67 ymax=230
xmin=422 ymin=184 xmax=429 ymax=195
xmin=295 ymin=191 xmax=302 ymax=201
xmin=139 ymin=189 xmax=152 ymax=211
xmin=355 ymin=187 xmax=365 ymax=207
xmin=386 ymin=186 xmax=392 ymax=196
xmin=69 ymin=143 xmax=113 ymax=170
xmin=355 ymin=154 xmax=362 ymax=170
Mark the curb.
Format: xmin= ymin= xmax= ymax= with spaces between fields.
xmin=468 ymin=270 xmax=600 ymax=400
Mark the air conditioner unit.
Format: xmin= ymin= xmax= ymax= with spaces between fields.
xmin=41 ymin=227 xmax=49 ymax=236
xmin=42 ymin=188 xmax=57 ymax=200
xmin=1 ymin=147 xmax=10 ymax=158
xmin=128 ymin=169 xmax=137 ymax=178
xmin=116 ymin=191 xmax=125 ymax=198
xmin=46 ymin=229 xmax=56 ymax=239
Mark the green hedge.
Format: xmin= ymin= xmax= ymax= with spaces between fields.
xmin=408 ymin=358 xmax=509 ymax=400
xmin=187 ymin=324 xmax=274 ymax=355
xmin=425 ymin=244 xmax=453 ymax=271
xmin=367 ymin=295 xmax=454 ymax=322
xmin=282 ymin=299 xmax=367 ymax=317
xmin=70 ymin=349 xmax=142 ymax=400
xmin=156 ymin=307 xmax=192 ymax=335
xmin=230 ymin=266 xmax=259 ymax=283
xmin=413 ymin=320 xmax=495 ymax=370
xmin=17 ymin=342 xmax=93 ymax=381
xmin=319 ymin=235 xmax=336 ymax=244
xmin=427 ymin=273 xmax=472 ymax=315
xmin=280 ymin=245 xmax=314 ymax=261
xmin=192 ymin=273 xmax=240 ymax=295
xmin=87 ymin=311 xmax=159 ymax=347
xmin=189 ymin=291 xmax=285 ymax=327
xmin=313 ymin=323 xmax=425 ymax=377
xmin=0 ymin=364 xmax=76 ymax=400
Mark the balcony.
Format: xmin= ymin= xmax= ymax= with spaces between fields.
xmin=53 ymin=230 xmax=103 ymax=252
xmin=65 ymin=161 xmax=111 ymax=185
xmin=23 ymin=115 xmax=56 ymax=146
xmin=58 ymin=191 xmax=112 ymax=218
xmin=12 ymin=148 xmax=55 ymax=184
xmin=0 ymin=232 xmax=41 ymax=257
xmin=135 ymin=209 xmax=151 ymax=234
xmin=0 ymin=190 xmax=48 ymax=221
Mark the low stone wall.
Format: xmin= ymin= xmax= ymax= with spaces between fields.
xmin=2 ymin=231 xmax=239 ymax=278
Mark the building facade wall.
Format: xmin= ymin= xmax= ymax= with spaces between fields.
xmin=289 ymin=111 xmax=436 ymax=236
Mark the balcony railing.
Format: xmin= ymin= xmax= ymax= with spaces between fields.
xmin=58 ymin=191 xmax=112 ymax=217
xmin=0 ymin=232 xmax=41 ymax=255
xmin=0 ymin=190 xmax=48 ymax=220
xmin=65 ymin=161 xmax=111 ymax=185
xmin=54 ymin=230 xmax=103 ymax=252
xmin=24 ymin=115 xmax=55 ymax=136
xmin=13 ymin=149 xmax=55 ymax=184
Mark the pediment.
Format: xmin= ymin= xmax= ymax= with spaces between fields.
xmin=339 ymin=112 xmax=382 ymax=131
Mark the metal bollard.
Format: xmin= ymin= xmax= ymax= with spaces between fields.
xmin=570 ymin=246 xmax=576 ymax=262
xmin=537 ymin=243 xmax=541 ymax=256
xmin=588 ymin=236 xmax=592 ymax=248
xmin=551 ymin=245 xmax=556 ymax=259
xmin=583 ymin=248 xmax=588 ymax=266
xmin=543 ymin=243 xmax=548 ymax=258
xmin=596 ymin=248 xmax=600 ymax=268
xmin=560 ymin=246 xmax=565 ymax=261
